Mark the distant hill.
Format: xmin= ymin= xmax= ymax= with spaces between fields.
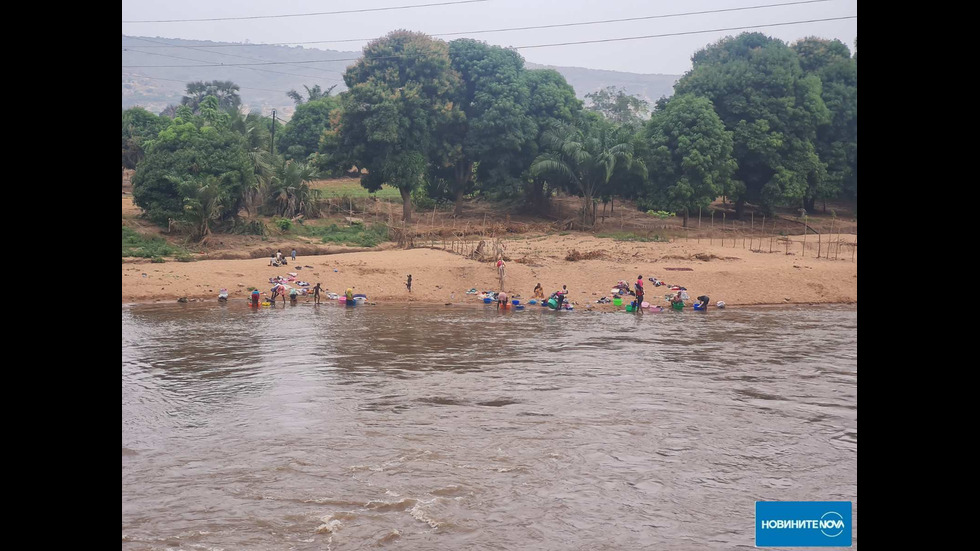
xmin=122 ymin=36 xmax=680 ymax=120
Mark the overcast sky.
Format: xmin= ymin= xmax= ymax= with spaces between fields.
xmin=121 ymin=0 xmax=857 ymax=75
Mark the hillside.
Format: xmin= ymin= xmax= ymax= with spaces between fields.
xmin=122 ymin=35 xmax=680 ymax=119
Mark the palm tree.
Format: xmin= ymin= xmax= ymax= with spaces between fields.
xmin=168 ymin=173 xmax=229 ymax=242
xmin=531 ymin=115 xmax=636 ymax=227
xmin=287 ymin=84 xmax=338 ymax=105
xmin=181 ymin=80 xmax=242 ymax=113
xmin=267 ymin=159 xmax=321 ymax=218
xmin=228 ymin=110 xmax=277 ymax=216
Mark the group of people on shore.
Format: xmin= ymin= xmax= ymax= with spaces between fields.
xmin=609 ymin=275 xmax=712 ymax=312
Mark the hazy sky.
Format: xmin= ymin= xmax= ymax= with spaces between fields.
xmin=121 ymin=0 xmax=857 ymax=75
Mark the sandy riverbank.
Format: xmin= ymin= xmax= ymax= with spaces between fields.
xmin=122 ymin=232 xmax=857 ymax=309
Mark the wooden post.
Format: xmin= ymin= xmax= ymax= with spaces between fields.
xmin=802 ymin=215 xmax=807 ymax=258
xmin=698 ymin=207 xmax=702 ymax=229
xmin=817 ymin=233 xmax=822 ymax=259
xmin=751 ymin=211 xmax=754 ymax=230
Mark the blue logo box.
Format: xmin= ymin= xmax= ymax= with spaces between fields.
xmin=756 ymin=501 xmax=852 ymax=547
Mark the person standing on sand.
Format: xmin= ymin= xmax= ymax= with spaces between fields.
xmin=496 ymin=256 xmax=506 ymax=291
xmin=313 ymin=283 xmax=322 ymax=304
xmin=291 ymin=248 xmax=297 ymax=261
xmin=406 ymin=274 xmax=412 ymax=293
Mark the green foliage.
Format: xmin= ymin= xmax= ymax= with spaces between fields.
xmin=441 ymin=39 xmax=537 ymax=209
xmin=275 ymin=218 xmax=292 ymax=231
xmin=647 ymin=210 xmax=675 ymax=219
xmin=150 ymin=256 xmax=166 ymax=263
xmin=278 ymin=95 xmax=341 ymax=160
xmin=182 ymin=80 xmax=242 ymax=113
xmin=337 ymin=30 xmax=462 ymax=222
xmin=131 ymin=116 xmax=256 ymax=230
xmin=585 ymin=86 xmax=650 ymax=127
xmin=122 ymin=107 xmax=169 ymax=170
xmin=596 ymin=231 xmax=668 ymax=242
xmin=532 ymin=112 xmax=638 ymax=225
xmin=122 ymin=226 xmax=184 ymax=258
xmin=674 ymin=33 xmax=829 ymax=214
xmin=229 ymin=219 xmax=266 ymax=235
xmin=640 ymin=94 xmax=736 ymax=222
xmin=304 ymin=223 xmax=388 ymax=247
xmin=411 ymin=185 xmax=438 ymax=210
xmin=265 ymin=158 xmax=321 ymax=218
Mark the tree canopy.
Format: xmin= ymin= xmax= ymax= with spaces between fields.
xmin=674 ymin=32 xmax=829 ymax=216
xmin=334 ymin=30 xmax=463 ymax=222
xmin=641 ymin=94 xmax=737 ymax=226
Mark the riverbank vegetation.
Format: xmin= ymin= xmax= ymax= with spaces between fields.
xmin=123 ymin=31 xmax=856 ymax=256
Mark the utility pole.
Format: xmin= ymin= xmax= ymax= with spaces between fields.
xmin=270 ymin=110 xmax=276 ymax=154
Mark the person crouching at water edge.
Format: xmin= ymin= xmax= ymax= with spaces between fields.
xmin=251 ymin=289 xmax=260 ymax=307
xmin=496 ymin=290 xmax=509 ymax=310
xmin=346 ymin=288 xmax=355 ymax=306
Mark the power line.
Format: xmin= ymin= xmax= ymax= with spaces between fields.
xmin=122 ymin=72 xmax=294 ymax=95
xmin=121 ymin=0 xmax=838 ymax=49
xmin=124 ymin=36 xmax=347 ymax=79
xmin=159 ymin=0 xmax=838 ymax=47
xmin=121 ymin=15 xmax=857 ymax=69
xmin=122 ymin=0 xmax=490 ymax=23
xmin=514 ymin=15 xmax=857 ymax=50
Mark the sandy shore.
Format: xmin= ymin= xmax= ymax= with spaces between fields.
xmin=122 ymin=232 xmax=857 ymax=310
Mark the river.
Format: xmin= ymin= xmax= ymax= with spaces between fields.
xmin=122 ymin=301 xmax=857 ymax=550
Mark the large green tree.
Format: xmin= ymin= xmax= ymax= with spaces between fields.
xmin=334 ymin=30 xmax=462 ymax=222
xmin=441 ymin=38 xmax=535 ymax=215
xmin=519 ymin=68 xmax=583 ymax=212
xmin=131 ymin=113 xmax=255 ymax=233
xmin=673 ymin=32 xmax=829 ymax=216
xmin=642 ymin=94 xmax=738 ymax=227
xmin=531 ymin=111 xmax=637 ymax=227
xmin=793 ymin=37 xmax=857 ymax=210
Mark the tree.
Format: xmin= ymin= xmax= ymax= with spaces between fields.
xmin=531 ymin=112 xmax=636 ymax=227
xmin=793 ymin=37 xmax=857 ymax=209
xmin=278 ymin=95 xmax=341 ymax=162
xmin=585 ymin=86 xmax=650 ymax=127
xmin=265 ymin=158 xmax=321 ymax=218
xmin=181 ymin=80 xmax=242 ymax=113
xmin=131 ymin=114 xmax=255 ymax=232
xmin=673 ymin=32 xmax=829 ymax=216
xmin=641 ymin=94 xmax=737 ymax=227
xmin=441 ymin=38 xmax=535 ymax=215
xmin=287 ymin=84 xmax=337 ymax=106
xmin=519 ymin=69 xmax=583 ymax=212
xmin=227 ymin=109 xmax=279 ymax=215
xmin=334 ymin=30 xmax=462 ymax=223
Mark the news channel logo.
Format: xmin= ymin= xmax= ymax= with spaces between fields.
xmin=756 ymin=501 xmax=852 ymax=547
